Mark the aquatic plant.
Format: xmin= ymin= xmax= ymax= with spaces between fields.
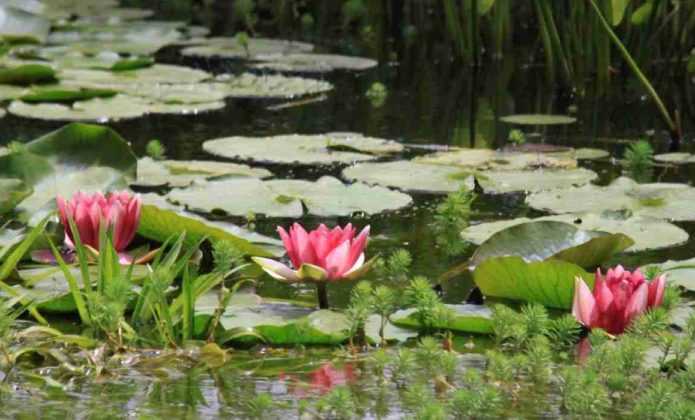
xmin=623 ymin=139 xmax=654 ymax=173
xmin=573 ymin=265 xmax=666 ymax=334
xmin=433 ymin=189 xmax=476 ymax=257
xmin=365 ymin=82 xmax=388 ymax=107
xmin=253 ymin=223 xmax=371 ymax=308
xmin=145 ymin=139 xmax=166 ymax=160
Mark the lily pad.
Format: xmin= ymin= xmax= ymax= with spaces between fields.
xmin=415 ymin=148 xmax=577 ymax=170
xmin=640 ymin=258 xmax=695 ymax=292
xmin=137 ymin=204 xmax=274 ymax=257
xmin=469 ymin=221 xmax=634 ymax=269
xmin=167 ymin=176 xmax=413 ymax=218
xmin=573 ymin=148 xmax=611 ymax=160
xmin=195 ymin=292 xmax=413 ymax=345
xmin=8 ymin=95 xmax=148 ymax=121
xmin=251 ymin=53 xmax=377 ymax=73
xmin=473 ymin=257 xmax=593 ymax=309
xmin=20 ymin=86 xmax=118 ymax=103
xmin=477 ymin=168 xmax=598 ymax=194
xmin=60 ymin=64 xmax=211 ymax=86
xmin=499 ymin=114 xmax=577 ymax=125
xmin=462 ymin=213 xmax=688 ymax=253
xmin=213 ymin=73 xmax=333 ymax=99
xmin=391 ymin=304 xmax=493 ymax=334
xmin=134 ymin=157 xmax=272 ymax=188
xmin=341 ymin=160 xmax=475 ymax=193
xmin=180 ymin=37 xmax=314 ymax=59
xmin=654 ymin=153 xmax=695 ymax=164
xmin=0 ymin=123 xmax=136 ymax=218
xmin=0 ymin=64 xmax=55 ymax=85
xmin=203 ymin=133 xmax=403 ymax=165
xmin=527 ymin=176 xmax=695 ymax=222
xmin=0 ymin=5 xmax=50 ymax=43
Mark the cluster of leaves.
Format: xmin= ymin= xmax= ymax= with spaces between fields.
xmin=432 ymin=189 xmax=476 ymax=257
xmin=623 ymin=139 xmax=654 ymax=181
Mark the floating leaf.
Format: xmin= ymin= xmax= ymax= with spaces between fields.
xmin=134 ymin=157 xmax=272 ymax=188
xmin=477 ymin=168 xmax=597 ymax=194
xmin=251 ymin=53 xmax=377 ymax=73
xmin=342 ymin=160 xmax=475 ymax=193
xmin=415 ymin=148 xmax=577 ymax=170
xmin=180 ymin=37 xmax=313 ymax=59
xmin=391 ymin=304 xmax=493 ymax=334
xmin=473 ymin=257 xmax=593 ymax=309
xmin=462 ymin=213 xmax=688 ymax=253
xmin=573 ymin=148 xmax=610 ymax=160
xmin=499 ymin=114 xmax=577 ymax=125
xmin=0 ymin=64 xmax=55 ymax=85
xmin=168 ymin=176 xmax=412 ymax=218
xmin=653 ymin=153 xmax=695 ymax=164
xmin=213 ymin=73 xmax=333 ymax=99
xmin=20 ymin=86 xmax=117 ymax=103
xmin=640 ymin=258 xmax=695 ymax=292
xmin=0 ymin=5 xmax=50 ymax=43
xmin=203 ymin=133 xmax=403 ymax=165
xmin=470 ymin=221 xmax=634 ymax=269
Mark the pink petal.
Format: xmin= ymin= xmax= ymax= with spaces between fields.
xmin=593 ymin=277 xmax=614 ymax=313
xmin=623 ymin=282 xmax=648 ymax=330
xmin=647 ymin=275 xmax=666 ymax=308
xmin=572 ymin=277 xmax=597 ymax=327
xmin=346 ymin=225 xmax=370 ymax=267
xmin=324 ymin=241 xmax=351 ymax=280
xmin=277 ymin=226 xmax=300 ymax=268
xmin=290 ymin=223 xmax=317 ymax=266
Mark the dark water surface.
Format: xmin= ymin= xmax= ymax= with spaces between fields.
xmin=2 ymin=0 xmax=695 ymax=417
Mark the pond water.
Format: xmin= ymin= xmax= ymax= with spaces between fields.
xmin=2 ymin=0 xmax=695 ymax=418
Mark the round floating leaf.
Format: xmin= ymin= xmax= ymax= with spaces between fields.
xmin=527 ymin=176 xmax=695 ymax=222
xmin=134 ymin=157 xmax=272 ymax=188
xmin=341 ymin=160 xmax=475 ymax=193
xmin=180 ymin=37 xmax=314 ymax=59
xmin=499 ymin=114 xmax=577 ymax=125
xmin=203 ymin=133 xmax=403 ymax=165
xmin=60 ymin=64 xmax=211 ymax=86
xmin=477 ymin=168 xmax=597 ymax=194
xmin=473 ymin=257 xmax=593 ymax=309
xmin=168 ymin=176 xmax=412 ymax=218
xmin=391 ymin=304 xmax=493 ymax=334
xmin=574 ymin=148 xmax=610 ymax=160
xmin=0 ymin=178 xmax=31 ymax=214
xmin=470 ymin=221 xmax=634 ymax=269
xmin=640 ymin=258 xmax=695 ymax=292
xmin=20 ymin=86 xmax=118 ymax=103
xmin=654 ymin=153 xmax=695 ymax=164
xmin=462 ymin=213 xmax=688 ymax=253
xmin=8 ymin=95 xmax=148 ymax=121
xmin=0 ymin=64 xmax=56 ymax=85
xmin=137 ymin=204 xmax=274 ymax=257
xmin=251 ymin=53 xmax=377 ymax=73
xmin=213 ymin=73 xmax=333 ymax=99
xmin=415 ymin=148 xmax=577 ymax=170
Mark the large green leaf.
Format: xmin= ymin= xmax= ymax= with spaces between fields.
xmin=391 ymin=304 xmax=493 ymax=334
xmin=0 ymin=123 xmax=136 ymax=219
xmin=0 ymin=64 xmax=56 ymax=85
xmin=473 ymin=257 xmax=594 ymax=309
xmin=194 ymin=292 xmax=415 ymax=346
xmin=136 ymin=205 xmax=273 ymax=257
xmin=20 ymin=86 xmax=118 ymax=103
xmin=470 ymin=221 xmax=634 ymax=268
xmin=0 ymin=178 xmax=31 ymax=214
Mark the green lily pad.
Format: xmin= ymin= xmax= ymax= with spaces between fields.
xmin=180 ymin=37 xmax=314 ymax=59
xmin=473 ymin=257 xmax=593 ymax=309
xmin=137 ymin=204 xmax=274 ymax=257
xmin=462 ymin=213 xmax=688 ymax=253
xmin=111 ymin=83 xmax=227 ymax=104
xmin=59 ymin=64 xmax=211 ymax=86
xmin=168 ymin=176 xmax=412 ymax=218
xmin=477 ymin=168 xmax=598 ymax=194
xmin=499 ymin=114 xmax=577 ymax=125
xmin=195 ymin=292 xmax=412 ymax=345
xmin=391 ymin=304 xmax=493 ymax=334
xmin=341 ymin=160 xmax=475 ymax=193
xmin=414 ymin=148 xmax=577 ymax=170
xmin=573 ymin=148 xmax=611 ymax=160
xmin=0 ymin=178 xmax=31 ymax=214
xmin=0 ymin=64 xmax=55 ymax=85
xmin=134 ymin=157 xmax=272 ymax=188
xmin=213 ymin=73 xmax=333 ymax=99
xmin=139 ymin=193 xmax=282 ymax=252
xmin=653 ymin=153 xmax=695 ymax=164
xmin=470 ymin=221 xmax=634 ymax=269
xmin=20 ymin=86 xmax=118 ymax=103
xmin=0 ymin=123 xmax=136 ymax=218
xmin=203 ymin=133 xmax=403 ymax=165
xmin=0 ymin=84 xmax=28 ymax=100
xmin=527 ymin=176 xmax=695 ymax=222
xmin=640 ymin=258 xmax=695 ymax=292
xmin=251 ymin=53 xmax=377 ymax=73
xmin=8 ymin=95 xmax=149 ymax=121
xmin=0 ymin=5 xmax=50 ymax=43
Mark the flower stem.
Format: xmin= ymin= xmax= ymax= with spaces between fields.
xmin=316 ymin=283 xmax=329 ymax=309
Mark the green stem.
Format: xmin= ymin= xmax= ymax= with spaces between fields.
xmin=316 ymin=283 xmax=329 ymax=309
xmin=588 ymin=0 xmax=679 ymax=139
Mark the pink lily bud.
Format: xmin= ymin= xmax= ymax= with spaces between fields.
xmin=572 ymin=265 xmax=665 ymax=335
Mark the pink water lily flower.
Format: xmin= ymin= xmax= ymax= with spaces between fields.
xmin=572 ymin=265 xmax=666 ymax=335
xmin=253 ymin=223 xmax=371 ymax=283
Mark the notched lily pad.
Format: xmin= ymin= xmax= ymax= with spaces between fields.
xmin=499 ymin=114 xmax=577 ymax=125
xmin=167 ymin=176 xmax=412 ymax=218
xmin=203 ymin=133 xmax=403 ymax=165
xmin=477 ymin=168 xmax=598 ymax=194
xmin=341 ymin=160 xmax=475 ymax=193
xmin=134 ymin=157 xmax=272 ymax=188
xmin=213 ymin=73 xmax=332 ymax=99
xmin=415 ymin=148 xmax=577 ymax=171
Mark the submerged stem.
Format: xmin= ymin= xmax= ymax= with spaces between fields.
xmin=316 ymin=283 xmax=329 ymax=309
